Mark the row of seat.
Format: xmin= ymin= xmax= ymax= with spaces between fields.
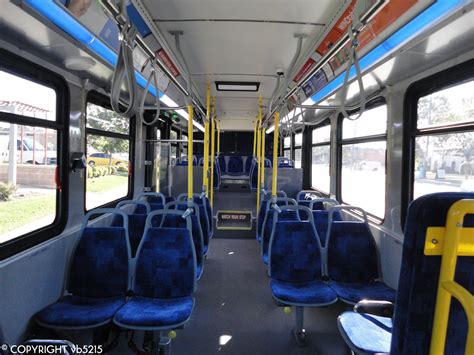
xmin=35 ymin=208 xmax=197 ymax=337
xmin=34 ymin=192 xmax=214 ymax=350
xmin=174 ymin=156 xmax=222 ymax=189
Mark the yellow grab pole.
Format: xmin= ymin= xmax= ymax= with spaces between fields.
xmin=253 ymin=120 xmax=258 ymax=157
xmin=256 ymin=126 xmax=262 ymax=214
xmin=187 ymin=104 xmax=194 ymax=200
xmin=271 ymin=112 xmax=280 ymax=198
xmin=430 ymin=200 xmax=474 ymax=355
xmin=217 ymin=119 xmax=221 ymax=155
xmin=261 ymin=127 xmax=265 ymax=190
xmin=210 ymin=97 xmax=216 ymax=207
xmin=203 ymin=81 xmax=211 ymax=196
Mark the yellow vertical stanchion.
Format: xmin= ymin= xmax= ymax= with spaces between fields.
xmin=261 ymin=126 xmax=265 ymax=192
xmin=256 ymin=97 xmax=262 ymax=214
xmin=187 ymin=104 xmax=194 ymax=200
xmin=253 ymin=120 xmax=258 ymax=157
xmin=271 ymin=112 xmax=280 ymax=198
xmin=210 ymin=97 xmax=216 ymax=207
xmin=217 ymin=119 xmax=221 ymax=155
xmin=203 ymin=82 xmax=211 ymax=197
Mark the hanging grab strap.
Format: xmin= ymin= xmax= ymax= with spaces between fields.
xmin=340 ymin=28 xmax=366 ymax=121
xmin=110 ymin=22 xmax=139 ymax=118
xmin=138 ymin=60 xmax=162 ymax=126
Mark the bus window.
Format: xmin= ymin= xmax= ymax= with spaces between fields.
xmin=311 ymin=123 xmax=331 ymax=194
xmin=413 ymin=79 xmax=474 ymax=199
xmin=0 ymin=71 xmax=59 ymax=244
xmin=282 ymin=136 xmax=291 ymax=158
xmin=294 ymin=133 xmax=302 ymax=168
xmin=85 ymin=100 xmax=132 ymax=210
xmin=340 ymin=104 xmax=387 ymax=219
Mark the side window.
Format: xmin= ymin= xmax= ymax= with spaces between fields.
xmin=294 ymin=133 xmax=302 ymax=168
xmin=0 ymin=61 xmax=66 ymax=257
xmin=311 ymin=122 xmax=331 ymax=194
xmin=282 ymin=136 xmax=291 ymax=159
xmin=339 ymin=104 xmax=387 ymax=219
xmin=412 ymin=79 xmax=474 ymax=199
xmin=85 ymin=97 xmax=133 ymax=210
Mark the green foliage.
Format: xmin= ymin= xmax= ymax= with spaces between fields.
xmin=0 ymin=182 xmax=17 ymax=201
xmin=108 ymin=166 xmax=118 ymax=175
xmin=87 ymin=166 xmax=93 ymax=179
xmin=117 ymin=165 xmax=128 ymax=173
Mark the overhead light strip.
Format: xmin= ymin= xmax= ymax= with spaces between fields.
xmin=22 ymin=0 xmax=205 ymax=132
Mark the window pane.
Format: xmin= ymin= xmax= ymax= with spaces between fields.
xmin=312 ymin=125 xmax=331 ymax=144
xmin=342 ymin=105 xmax=387 ymax=139
xmin=312 ymin=145 xmax=330 ymax=193
xmin=86 ymin=135 xmax=130 ymax=210
xmin=295 ymin=133 xmax=302 ymax=147
xmin=418 ymin=80 xmax=474 ymax=129
xmin=0 ymin=71 xmax=56 ymax=121
xmin=283 ymin=149 xmax=291 ymax=159
xmin=170 ymin=130 xmax=178 ymax=140
xmin=86 ymin=103 xmax=130 ymax=134
xmin=171 ymin=145 xmax=177 ymax=159
xmin=284 ymin=136 xmax=291 ymax=148
xmin=294 ymin=148 xmax=302 ymax=168
xmin=341 ymin=141 xmax=386 ymax=217
xmin=0 ymin=123 xmax=57 ymax=243
xmin=414 ymin=131 xmax=474 ymax=198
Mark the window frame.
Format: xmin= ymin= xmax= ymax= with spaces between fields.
xmin=310 ymin=119 xmax=331 ymax=196
xmin=337 ymin=98 xmax=387 ymax=222
xmin=0 ymin=49 xmax=69 ymax=260
xmin=84 ymin=91 xmax=134 ymax=211
xmin=402 ymin=59 xmax=474 ymax=225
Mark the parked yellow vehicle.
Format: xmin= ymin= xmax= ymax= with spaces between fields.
xmin=86 ymin=153 xmax=127 ymax=167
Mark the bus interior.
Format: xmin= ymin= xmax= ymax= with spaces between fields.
xmin=0 ymin=0 xmax=473 ymax=354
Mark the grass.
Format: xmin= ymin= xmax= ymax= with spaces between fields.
xmin=87 ymin=174 xmax=128 ymax=193
xmin=0 ymin=194 xmax=56 ymax=234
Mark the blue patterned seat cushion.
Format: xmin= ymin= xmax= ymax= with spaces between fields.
xmin=36 ymin=296 xmax=126 ymax=329
xmin=269 ymin=221 xmax=323 ymax=282
xmin=114 ymin=296 xmax=194 ymax=328
xmin=218 ymin=155 xmax=226 ymax=174
xmin=135 ymin=228 xmax=195 ymax=299
xmin=227 ymin=156 xmax=244 ymax=175
xmin=390 ymin=192 xmax=474 ymax=354
xmin=312 ymin=210 xmax=342 ymax=247
xmin=329 ymin=281 xmax=396 ymax=304
xmin=271 ymin=280 xmax=337 ymax=305
xmin=244 ymin=156 xmax=253 ymax=174
xmin=327 ymin=221 xmax=378 ymax=283
xmin=338 ymin=312 xmax=392 ymax=354
xmin=68 ymin=227 xmax=129 ymax=298
xmin=262 ymin=210 xmax=299 ymax=264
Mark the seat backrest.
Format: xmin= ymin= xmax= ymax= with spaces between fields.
xmin=261 ymin=198 xmax=300 ymax=260
xmin=278 ymin=157 xmax=294 ymax=168
xmin=218 ymin=155 xmax=226 ymax=173
xmin=296 ymin=190 xmax=322 ymax=201
xmin=163 ymin=201 xmax=207 ymax=254
xmin=264 ymin=158 xmax=272 ymax=168
xmin=116 ymin=199 xmax=151 ymax=215
xmin=244 ymin=155 xmax=253 ymax=174
xmin=326 ymin=206 xmax=379 ymax=283
xmin=269 ymin=205 xmax=323 ymax=282
xmin=134 ymin=210 xmax=196 ymax=298
xmin=257 ymin=192 xmax=289 ymax=237
xmin=176 ymin=194 xmax=211 ymax=237
xmin=227 ymin=155 xmax=244 ymax=175
xmin=68 ymin=209 xmax=130 ymax=298
xmin=390 ymin=192 xmax=474 ymax=355
xmin=137 ymin=192 xmax=166 ymax=206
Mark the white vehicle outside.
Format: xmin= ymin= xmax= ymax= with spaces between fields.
xmin=0 ymin=136 xmax=56 ymax=165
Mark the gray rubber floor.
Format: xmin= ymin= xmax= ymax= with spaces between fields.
xmin=171 ymin=238 xmax=350 ymax=355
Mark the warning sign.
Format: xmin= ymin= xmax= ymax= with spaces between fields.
xmin=216 ymin=211 xmax=252 ymax=230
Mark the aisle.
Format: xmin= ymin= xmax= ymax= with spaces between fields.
xmin=172 ymin=239 xmax=349 ymax=355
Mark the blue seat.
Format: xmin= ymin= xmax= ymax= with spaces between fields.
xmin=309 ymin=199 xmax=341 ymax=245
xmin=227 ymin=155 xmax=244 ymax=175
xmin=244 ymin=155 xmax=253 ymax=174
xmin=112 ymin=200 xmax=150 ymax=256
xmin=176 ymin=156 xmax=197 ymax=166
xmin=36 ymin=209 xmax=130 ymax=330
xmin=218 ymin=155 xmax=226 ymax=174
xmin=213 ymin=157 xmax=221 ymax=189
xmin=161 ymin=202 xmax=205 ymax=279
xmin=326 ymin=206 xmax=395 ymax=304
xmin=277 ymin=157 xmax=294 ymax=168
xmin=337 ymin=192 xmax=474 ymax=354
xmin=137 ymin=192 xmax=166 ymax=213
xmin=114 ymin=209 xmax=196 ymax=332
xmin=178 ymin=193 xmax=213 ymax=240
xmin=296 ymin=191 xmax=323 ymax=220
xmin=256 ymin=190 xmax=287 ymax=242
xmin=261 ymin=198 xmax=300 ymax=265
xmin=268 ymin=205 xmax=337 ymax=346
